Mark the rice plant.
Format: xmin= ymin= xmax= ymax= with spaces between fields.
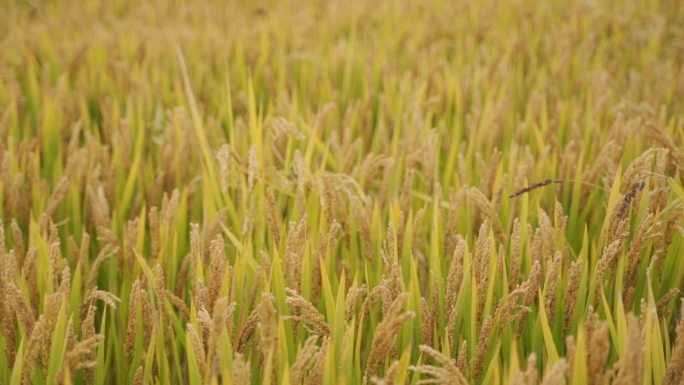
xmin=1 ymin=0 xmax=683 ymax=384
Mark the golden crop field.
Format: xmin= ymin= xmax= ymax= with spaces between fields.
xmin=1 ymin=0 xmax=684 ymax=384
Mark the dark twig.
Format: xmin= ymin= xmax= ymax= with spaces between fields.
xmin=617 ymin=182 xmax=646 ymax=220
xmin=509 ymin=179 xmax=564 ymax=198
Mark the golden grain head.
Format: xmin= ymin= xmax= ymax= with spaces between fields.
xmin=2 ymin=1 xmax=684 ymax=384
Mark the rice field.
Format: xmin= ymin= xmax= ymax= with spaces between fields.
xmin=1 ymin=0 xmax=684 ymax=384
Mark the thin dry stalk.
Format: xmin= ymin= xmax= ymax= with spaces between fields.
xmin=509 ymin=179 xmax=563 ymax=198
